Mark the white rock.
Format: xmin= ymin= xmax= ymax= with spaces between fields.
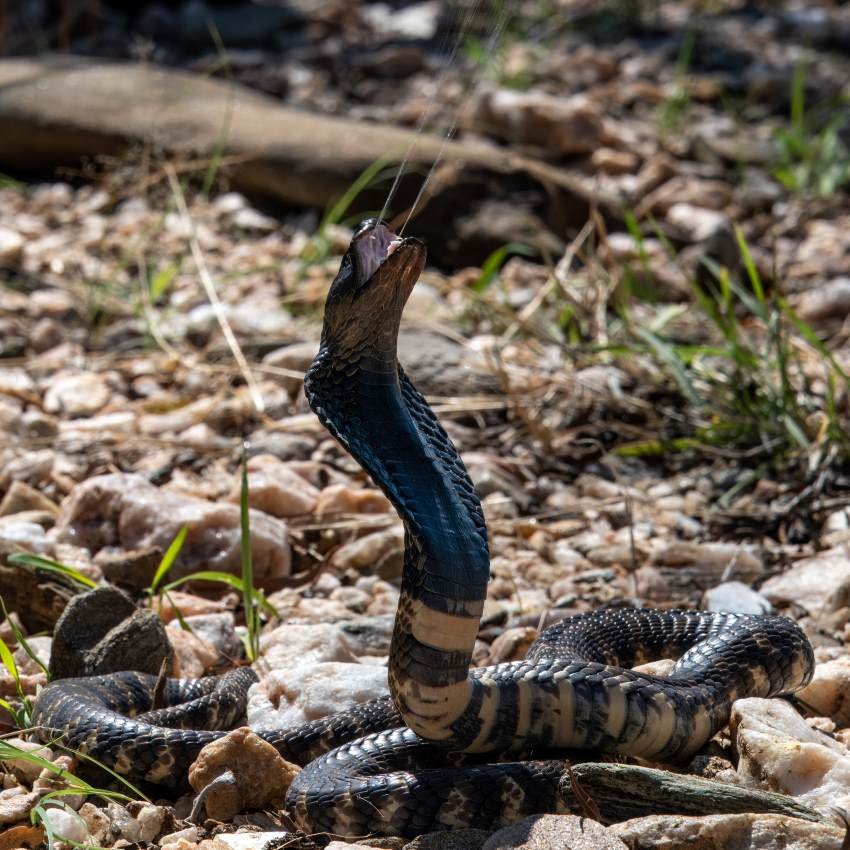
xmin=259 ymin=622 xmax=358 ymax=669
xmin=134 ymin=803 xmax=167 ymax=843
xmin=40 ymin=806 xmax=90 ymax=844
xmin=248 ymin=662 xmax=389 ymax=730
xmin=232 ymin=207 xmax=277 ymax=231
xmin=795 ymin=277 xmax=850 ymax=323
xmin=0 ymin=226 xmax=24 ymax=264
xmin=732 ymin=697 xmax=850 ymax=815
xmin=703 ymin=581 xmax=773 ymax=614
xmin=229 ymin=454 xmax=319 ymax=518
xmin=1 ymin=738 xmax=55 ymax=784
xmin=760 ymin=548 xmax=850 ymax=616
xmin=667 ymin=203 xmax=730 ymax=242
xmin=611 ymin=812 xmax=845 ymax=850
xmin=43 ymin=371 xmax=111 ymax=417
xmin=217 ymin=831 xmax=292 ymax=850
xmin=54 ymin=473 xmax=290 ymax=584
xmin=0 ymin=520 xmax=51 ymax=553
xmin=797 ymin=658 xmax=850 ymax=727
xmin=160 ymin=826 xmax=200 ymax=847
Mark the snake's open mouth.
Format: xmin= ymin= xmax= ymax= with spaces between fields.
xmin=352 ymin=220 xmax=404 ymax=281
xmin=349 ymin=218 xmax=424 ymax=291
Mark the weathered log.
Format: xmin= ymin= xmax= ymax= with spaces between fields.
xmin=0 ymin=55 xmax=621 ymax=266
xmin=560 ymin=763 xmax=827 ymax=825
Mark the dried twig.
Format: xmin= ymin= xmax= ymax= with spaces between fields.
xmin=164 ymin=164 xmax=265 ymax=414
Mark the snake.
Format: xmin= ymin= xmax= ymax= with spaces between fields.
xmin=33 ymin=219 xmax=815 ymax=839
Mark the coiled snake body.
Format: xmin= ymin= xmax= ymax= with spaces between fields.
xmin=34 ymin=220 xmax=815 ymax=838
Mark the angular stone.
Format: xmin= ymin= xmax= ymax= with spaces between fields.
xmin=54 ymin=473 xmax=290 ymax=585
xmin=188 ymin=727 xmax=299 ymax=821
xmin=49 ymin=585 xmax=172 ymax=679
xmin=482 ymin=815 xmax=627 ymax=850
xmin=760 ymin=548 xmax=850 ymax=616
xmin=610 ymin=813 xmax=844 ymax=850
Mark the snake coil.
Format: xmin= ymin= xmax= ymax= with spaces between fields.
xmin=34 ymin=219 xmax=814 ymax=838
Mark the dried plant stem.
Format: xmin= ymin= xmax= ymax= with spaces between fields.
xmin=164 ymin=165 xmax=265 ymax=413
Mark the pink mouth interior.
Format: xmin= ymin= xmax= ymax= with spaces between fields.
xmin=355 ymin=223 xmax=403 ymax=280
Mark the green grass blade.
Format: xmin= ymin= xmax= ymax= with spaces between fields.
xmin=473 ymin=243 xmax=536 ymax=292
xmin=734 ymin=225 xmax=766 ymax=305
xmin=635 ymin=326 xmax=704 ymax=406
xmin=149 ymin=525 xmax=189 ymax=596
xmin=8 ymin=554 xmax=97 ymax=589
xmin=161 ymin=570 xmax=247 ymax=594
xmin=0 ymin=597 xmax=48 ymax=677
xmin=239 ymin=449 xmax=258 ymax=662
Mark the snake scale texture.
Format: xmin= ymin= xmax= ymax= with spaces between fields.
xmin=34 ymin=220 xmax=815 ymax=839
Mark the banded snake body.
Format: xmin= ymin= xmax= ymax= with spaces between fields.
xmin=34 ymin=220 xmax=815 ymax=838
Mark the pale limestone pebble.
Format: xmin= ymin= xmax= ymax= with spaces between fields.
xmin=0 ymin=519 xmax=52 ymax=553
xmin=134 ymin=802 xmax=168 ymax=843
xmin=576 ymin=473 xmax=644 ymax=503
xmin=228 ymin=454 xmax=320 ymax=518
xmin=760 ymin=548 xmax=850 ymax=617
xmin=54 ymin=473 xmax=291 ymax=584
xmin=797 ymin=658 xmax=850 ymax=726
xmin=731 ymin=698 xmax=850 ymax=816
xmin=482 ymin=814 xmax=627 ymax=850
xmin=167 ymin=622 xmax=221 ymax=678
xmin=703 ymin=581 xmax=773 ymax=615
xmin=183 ymin=613 xmax=242 ymax=659
xmin=32 ymin=755 xmax=84 ymax=810
xmin=483 ymin=492 xmax=520 ymax=520
xmin=666 ymin=203 xmax=731 ymax=243
xmin=262 ymin=341 xmax=316 ymax=395
xmin=156 ymin=591 xmax=231 ymax=623
xmin=315 ymin=484 xmax=392 ymax=516
xmin=0 ymin=397 xmax=22 ymax=432
xmin=1 ymin=739 xmax=55 ymax=787
xmin=1 ymin=448 xmax=55 ymax=490
xmin=248 ymin=662 xmax=389 ymax=730
xmin=40 ymin=806 xmax=90 ymax=845
xmin=189 ymin=727 xmax=299 ymax=821
xmin=0 ymin=480 xmax=59 ymax=517
xmin=488 ymin=627 xmax=538 ymax=664
xmin=0 ymin=367 xmax=35 ymax=396
xmin=13 ymin=635 xmax=51 ymax=675
xmin=218 ymin=833 xmax=295 ymax=850
xmin=43 ymin=370 xmax=112 ymax=417
xmin=330 ymin=525 xmax=404 ymax=579
xmin=138 ymin=396 xmax=219 ymax=436
xmin=610 ymin=813 xmax=845 ymax=850
xmin=794 ymin=277 xmax=850 ymax=324
xmin=0 ymin=668 xmax=46 ymax=698
xmin=259 ymin=622 xmax=358 ymax=669
xmin=79 ymin=802 xmax=113 ymax=844
xmin=470 ymin=88 xmax=603 ymax=155
xmin=29 ymin=316 xmax=65 ymax=353
xmin=161 ymin=826 xmax=202 ymax=849
xmin=653 ymin=541 xmax=763 ymax=576
xmin=329 ymin=585 xmax=373 ymax=613
xmin=58 ymin=410 xmax=138 ymax=436
xmin=0 ymin=786 xmax=42 ymax=824
xmin=586 ymin=542 xmax=649 ymax=569
xmin=0 ymin=225 xmax=24 ymax=264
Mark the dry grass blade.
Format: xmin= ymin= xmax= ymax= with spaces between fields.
xmin=164 ymin=164 xmax=265 ymax=414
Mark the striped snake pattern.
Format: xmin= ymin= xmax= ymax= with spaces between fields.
xmin=34 ymin=220 xmax=814 ymax=838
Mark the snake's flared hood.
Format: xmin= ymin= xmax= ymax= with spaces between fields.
xmin=317 ymin=219 xmax=426 ymax=360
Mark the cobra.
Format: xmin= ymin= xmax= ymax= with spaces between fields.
xmin=34 ymin=219 xmax=815 ymax=839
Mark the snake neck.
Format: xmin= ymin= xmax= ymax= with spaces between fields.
xmin=305 ymin=342 xmax=489 ymax=742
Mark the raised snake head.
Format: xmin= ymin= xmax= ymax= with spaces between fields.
xmin=318 ymin=218 xmax=426 ymax=363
